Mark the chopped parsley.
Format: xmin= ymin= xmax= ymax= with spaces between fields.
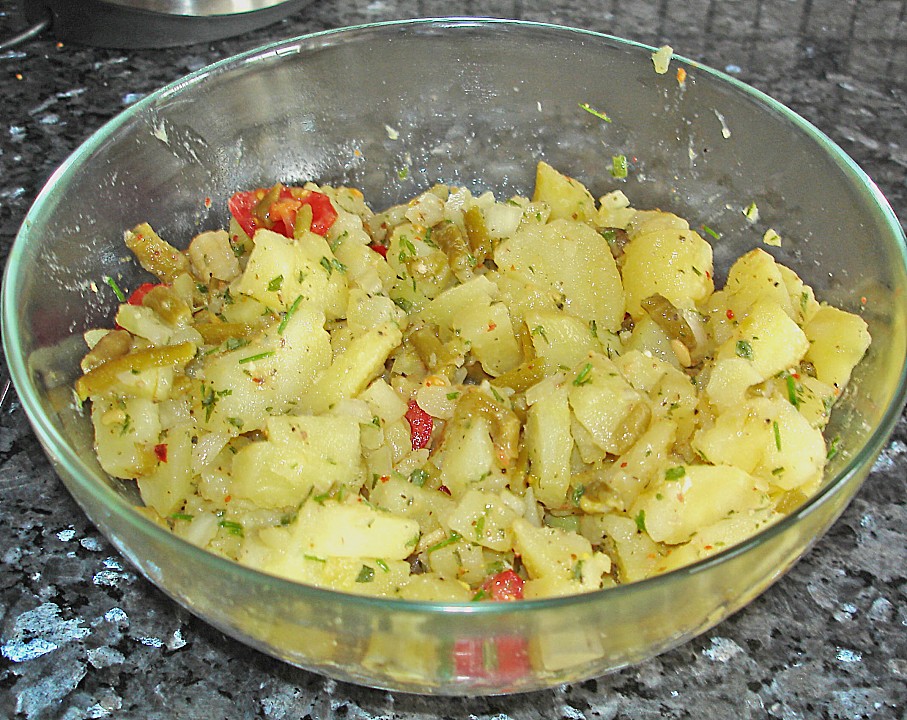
xmin=355 ymin=565 xmax=375 ymax=583
xmin=277 ymin=295 xmax=304 ymax=335
xmin=104 ymin=276 xmax=126 ymax=302
xmin=665 ymin=466 xmax=686 ymax=481
xmin=578 ymin=102 xmax=612 ymax=122
xmin=573 ymin=363 xmax=593 ymax=386
xmin=238 ymin=350 xmax=275 ymax=364
xmin=773 ymin=420 xmax=782 ymax=451
xmin=634 ymin=509 xmax=647 ymax=533
xmin=735 ymin=339 xmax=754 ymax=360
xmin=267 ymin=274 xmax=284 ymax=292
xmin=426 ymin=531 xmax=462 ymax=554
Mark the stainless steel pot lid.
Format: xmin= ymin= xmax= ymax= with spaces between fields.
xmin=16 ymin=0 xmax=313 ymax=48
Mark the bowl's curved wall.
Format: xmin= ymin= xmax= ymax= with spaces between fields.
xmin=4 ymin=19 xmax=906 ymax=694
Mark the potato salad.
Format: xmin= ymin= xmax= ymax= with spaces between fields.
xmin=76 ymin=162 xmax=870 ymax=602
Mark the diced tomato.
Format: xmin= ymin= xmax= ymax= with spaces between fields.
xmin=451 ymin=635 xmax=530 ymax=681
xmin=452 ymin=638 xmax=486 ymax=679
xmin=369 ymin=242 xmax=388 ymax=258
xmin=228 ymin=185 xmax=337 ymax=239
xmin=405 ymin=399 xmax=433 ymax=450
xmin=153 ymin=443 xmax=168 ymax=463
xmin=480 ymin=569 xmax=525 ymax=602
xmin=493 ymin=635 xmax=531 ymax=680
xmin=127 ymin=282 xmax=162 ymax=306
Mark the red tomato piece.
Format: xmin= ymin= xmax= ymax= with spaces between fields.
xmin=481 ymin=569 xmax=524 ymax=602
xmin=228 ymin=186 xmax=337 ymax=239
xmin=493 ymin=635 xmax=531 ymax=680
xmin=127 ymin=282 xmax=163 ymax=306
xmin=405 ymin=399 xmax=433 ymax=450
xmin=452 ymin=638 xmax=487 ymax=679
xmin=369 ymin=242 xmax=388 ymax=258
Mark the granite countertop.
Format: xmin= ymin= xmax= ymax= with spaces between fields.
xmin=0 ymin=0 xmax=905 ymax=718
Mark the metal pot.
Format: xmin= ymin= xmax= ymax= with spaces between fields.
xmin=22 ymin=0 xmax=312 ymax=47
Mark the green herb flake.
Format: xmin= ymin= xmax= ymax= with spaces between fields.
xmin=397 ymin=167 xmax=409 ymax=180
xmin=446 ymin=391 xmax=460 ymax=401
xmin=238 ymin=350 xmax=275 ymax=365
xmin=355 ymin=565 xmax=375 ymax=583
xmin=319 ymin=256 xmax=333 ymax=276
xmin=572 ymin=559 xmax=585 ymax=582
xmin=578 ymin=102 xmax=612 ymax=122
xmin=409 ymin=468 xmax=429 ymax=487
xmin=573 ymin=363 xmax=594 ymax=386
xmin=104 ymin=276 xmax=126 ymax=302
xmin=634 ymin=509 xmax=647 ymax=533
xmin=589 ymin=319 xmax=599 ymax=339
xmin=826 ymin=436 xmax=841 ymax=461
xmin=218 ymin=519 xmax=244 ymax=537
xmin=771 ymin=467 xmax=786 ymax=476
xmin=331 ymin=258 xmax=347 ymax=273
xmin=735 ymin=339 xmax=754 ymax=360
xmin=303 ymin=554 xmax=326 ymax=563
xmin=169 ymin=512 xmax=194 ymax=522
xmin=701 ymin=224 xmax=721 ymax=240
xmin=665 ymin=465 xmax=686 ymax=481
xmin=426 ymin=531 xmax=462 ymax=555
xmin=610 ymin=154 xmax=629 ymax=179
xmin=471 ymin=588 xmax=490 ymax=602
xmin=225 ymin=337 xmax=249 ymax=352
xmin=785 ymin=373 xmax=801 ymax=408
xmin=267 ymin=274 xmax=284 ymax=292
xmin=531 ymin=325 xmax=549 ymax=343
xmin=743 ymin=201 xmax=759 ymax=222
xmin=773 ymin=420 xmax=782 ymax=451
xmin=375 ymin=559 xmax=390 ymax=573
xmin=570 ymin=484 xmax=586 ymax=507
xmin=277 ymin=295 xmax=304 ymax=335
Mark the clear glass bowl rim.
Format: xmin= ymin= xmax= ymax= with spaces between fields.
xmin=4 ymin=16 xmax=907 ymax=617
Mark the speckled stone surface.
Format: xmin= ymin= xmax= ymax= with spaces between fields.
xmin=0 ymin=1 xmax=905 ymax=718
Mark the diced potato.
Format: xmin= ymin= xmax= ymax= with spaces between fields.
xmin=803 ymin=305 xmax=871 ymax=390
xmin=512 ymin=518 xmax=600 ymax=581
xmin=438 ymin=415 xmax=496 ymax=497
xmin=525 ymin=382 xmax=573 ymax=508
xmin=188 ymin=229 xmax=241 ymax=282
xmin=92 ymin=396 xmax=161 ymax=478
xmin=303 ymin=321 xmax=403 ymax=414
xmin=525 ymin=310 xmax=601 ymax=370
xmin=494 ymin=219 xmax=625 ymax=332
xmin=587 ymin=419 xmax=677 ymax=512
xmin=202 ymin=306 xmax=331 ymax=433
xmin=715 ymin=299 xmax=809 ymax=381
xmin=621 ymin=210 xmax=714 ymax=317
xmin=532 ymin=161 xmax=597 ymax=223
xmin=633 ymin=464 xmax=769 ymax=544
xmin=694 ymin=397 xmax=826 ymax=490
xmin=276 ymin=498 xmax=420 ymax=560
xmin=454 ymin=301 xmax=522 ymax=376
xmin=596 ymin=513 xmax=666 ymax=583
xmin=568 ymin=354 xmax=647 ymax=455
xmin=235 ymin=228 xmax=348 ymax=319
xmin=137 ymin=424 xmax=194 ymax=516
xmin=446 ymin=489 xmax=519 ymax=551
xmin=230 ymin=415 xmax=363 ymax=508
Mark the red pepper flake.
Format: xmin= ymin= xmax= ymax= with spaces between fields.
xmin=438 ymin=485 xmax=452 ymax=496
xmin=153 ymin=443 xmax=168 ymax=462
xmin=204 ymin=196 xmax=212 ymax=209
xmin=369 ymin=242 xmax=388 ymax=258
xmin=379 ymin=475 xmax=390 ymax=483
xmin=487 ymin=322 xmax=497 ymax=332
xmin=860 ymin=296 xmax=867 ymax=305
xmin=726 ymin=308 xmax=735 ymax=320
xmin=620 ymin=461 xmax=628 ymax=468
xmin=224 ymin=495 xmax=232 ymax=503
xmin=405 ymin=399 xmax=433 ymax=450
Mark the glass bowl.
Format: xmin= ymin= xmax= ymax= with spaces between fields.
xmin=3 ymin=18 xmax=906 ymax=695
